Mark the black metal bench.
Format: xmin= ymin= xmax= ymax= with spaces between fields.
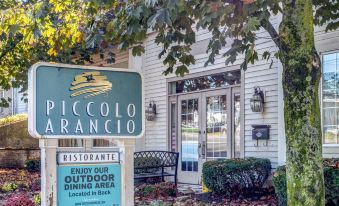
xmin=134 ymin=151 xmax=179 ymax=185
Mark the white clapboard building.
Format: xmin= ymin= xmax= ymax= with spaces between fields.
xmin=11 ymin=18 xmax=339 ymax=184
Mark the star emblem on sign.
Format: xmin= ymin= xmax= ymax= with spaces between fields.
xmin=85 ymin=74 xmax=95 ymax=82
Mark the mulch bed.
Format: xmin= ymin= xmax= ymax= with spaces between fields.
xmin=135 ymin=183 xmax=278 ymax=206
xmin=136 ymin=195 xmax=278 ymax=206
xmin=0 ymin=169 xmax=278 ymax=205
xmin=0 ymin=169 xmax=40 ymax=201
xmin=195 ymin=192 xmax=277 ymax=206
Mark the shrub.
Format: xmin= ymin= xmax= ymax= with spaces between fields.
xmin=0 ymin=114 xmax=27 ymax=127
xmin=202 ymin=158 xmax=271 ymax=197
xmin=33 ymin=193 xmax=41 ymax=205
xmin=1 ymin=183 xmax=18 ymax=192
xmin=4 ymin=194 xmax=35 ymax=206
xmin=25 ymin=159 xmax=40 ymax=172
xmin=273 ymin=158 xmax=339 ymax=206
xmin=135 ymin=182 xmax=177 ymax=199
xmin=272 ymin=166 xmax=287 ymax=206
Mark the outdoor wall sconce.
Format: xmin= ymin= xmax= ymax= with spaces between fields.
xmin=250 ymin=87 xmax=265 ymax=112
xmin=146 ymin=101 xmax=157 ymax=121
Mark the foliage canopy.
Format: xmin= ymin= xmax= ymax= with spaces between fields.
xmin=0 ymin=0 xmax=338 ymax=105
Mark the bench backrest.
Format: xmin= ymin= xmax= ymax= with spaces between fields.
xmin=134 ymin=151 xmax=179 ymax=169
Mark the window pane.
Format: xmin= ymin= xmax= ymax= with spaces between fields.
xmin=170 ymin=102 xmax=177 ymax=152
xmin=181 ymin=99 xmax=199 ymax=172
xmin=206 ymin=95 xmax=227 ymax=159
xmin=58 ymin=139 xmax=83 ymax=147
xmin=323 ymin=108 xmax=336 ymax=126
xmin=93 ymin=139 xmax=117 ymax=147
xmin=322 ymin=53 xmax=339 ymax=144
xmin=234 ymin=94 xmax=241 ymax=158
xmin=323 ymin=126 xmax=337 ymax=144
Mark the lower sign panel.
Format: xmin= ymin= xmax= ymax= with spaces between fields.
xmin=57 ymin=164 xmax=121 ymax=206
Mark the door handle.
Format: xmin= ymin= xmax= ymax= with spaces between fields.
xmin=198 ymin=143 xmax=202 ymax=157
xmin=202 ymin=141 xmax=206 ymax=158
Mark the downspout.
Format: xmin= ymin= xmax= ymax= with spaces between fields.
xmin=11 ymin=88 xmax=15 ymax=115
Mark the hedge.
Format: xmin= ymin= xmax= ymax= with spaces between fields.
xmin=202 ymin=157 xmax=271 ymax=197
xmin=273 ymin=158 xmax=339 ymax=206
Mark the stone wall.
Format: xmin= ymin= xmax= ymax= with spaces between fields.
xmin=0 ymin=120 xmax=38 ymax=149
xmin=0 ymin=149 xmax=40 ymax=168
xmin=0 ymin=120 xmax=39 ymax=168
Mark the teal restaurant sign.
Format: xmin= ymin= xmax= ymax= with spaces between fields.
xmin=28 ymin=63 xmax=144 ymax=138
xmin=57 ymin=163 xmax=121 ymax=206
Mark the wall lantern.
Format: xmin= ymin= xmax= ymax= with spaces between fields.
xmin=146 ymin=101 xmax=157 ymax=121
xmin=250 ymin=87 xmax=265 ymax=112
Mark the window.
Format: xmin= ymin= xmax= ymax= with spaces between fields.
xmin=92 ymin=139 xmax=117 ymax=147
xmin=58 ymin=139 xmax=83 ymax=147
xmin=322 ymin=52 xmax=339 ymax=144
xmin=169 ymin=70 xmax=241 ymax=94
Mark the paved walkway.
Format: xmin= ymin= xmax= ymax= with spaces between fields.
xmin=177 ymin=183 xmax=202 ymax=194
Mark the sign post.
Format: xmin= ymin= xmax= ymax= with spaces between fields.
xmin=28 ymin=63 xmax=144 ymax=206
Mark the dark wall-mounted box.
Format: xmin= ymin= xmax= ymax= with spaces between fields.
xmin=252 ymin=125 xmax=270 ymax=140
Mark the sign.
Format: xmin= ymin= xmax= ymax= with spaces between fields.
xmin=28 ymin=62 xmax=144 ymax=138
xmin=57 ymin=152 xmax=120 ymax=165
xmin=57 ymin=164 xmax=121 ymax=206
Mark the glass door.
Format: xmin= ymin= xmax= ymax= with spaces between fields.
xmin=178 ymin=93 xmax=202 ymax=184
xmin=202 ymin=90 xmax=232 ymax=163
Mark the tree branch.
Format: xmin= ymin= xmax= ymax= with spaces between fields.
xmin=260 ymin=18 xmax=285 ymax=51
xmin=0 ymin=34 xmax=23 ymax=62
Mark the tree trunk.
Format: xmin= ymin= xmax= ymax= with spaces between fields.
xmin=280 ymin=0 xmax=325 ymax=205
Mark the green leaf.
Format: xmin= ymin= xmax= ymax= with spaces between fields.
xmin=175 ymin=65 xmax=189 ymax=77
xmin=243 ymin=17 xmax=260 ymax=34
xmin=262 ymin=51 xmax=271 ymax=60
xmin=132 ymin=45 xmax=145 ymax=56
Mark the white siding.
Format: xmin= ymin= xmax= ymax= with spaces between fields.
xmin=243 ymin=19 xmax=280 ymax=168
xmin=14 ymin=89 xmax=27 ymax=114
xmin=143 ymin=34 xmax=168 ymax=150
xmin=0 ymin=89 xmax=13 ymax=117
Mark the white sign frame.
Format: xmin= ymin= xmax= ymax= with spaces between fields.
xmin=57 ymin=151 xmax=120 ymax=165
xmin=28 ymin=62 xmax=145 ymax=139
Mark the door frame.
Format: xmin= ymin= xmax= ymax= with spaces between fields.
xmin=231 ymin=87 xmax=241 ymax=158
xmin=176 ymin=88 xmax=241 ymax=184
